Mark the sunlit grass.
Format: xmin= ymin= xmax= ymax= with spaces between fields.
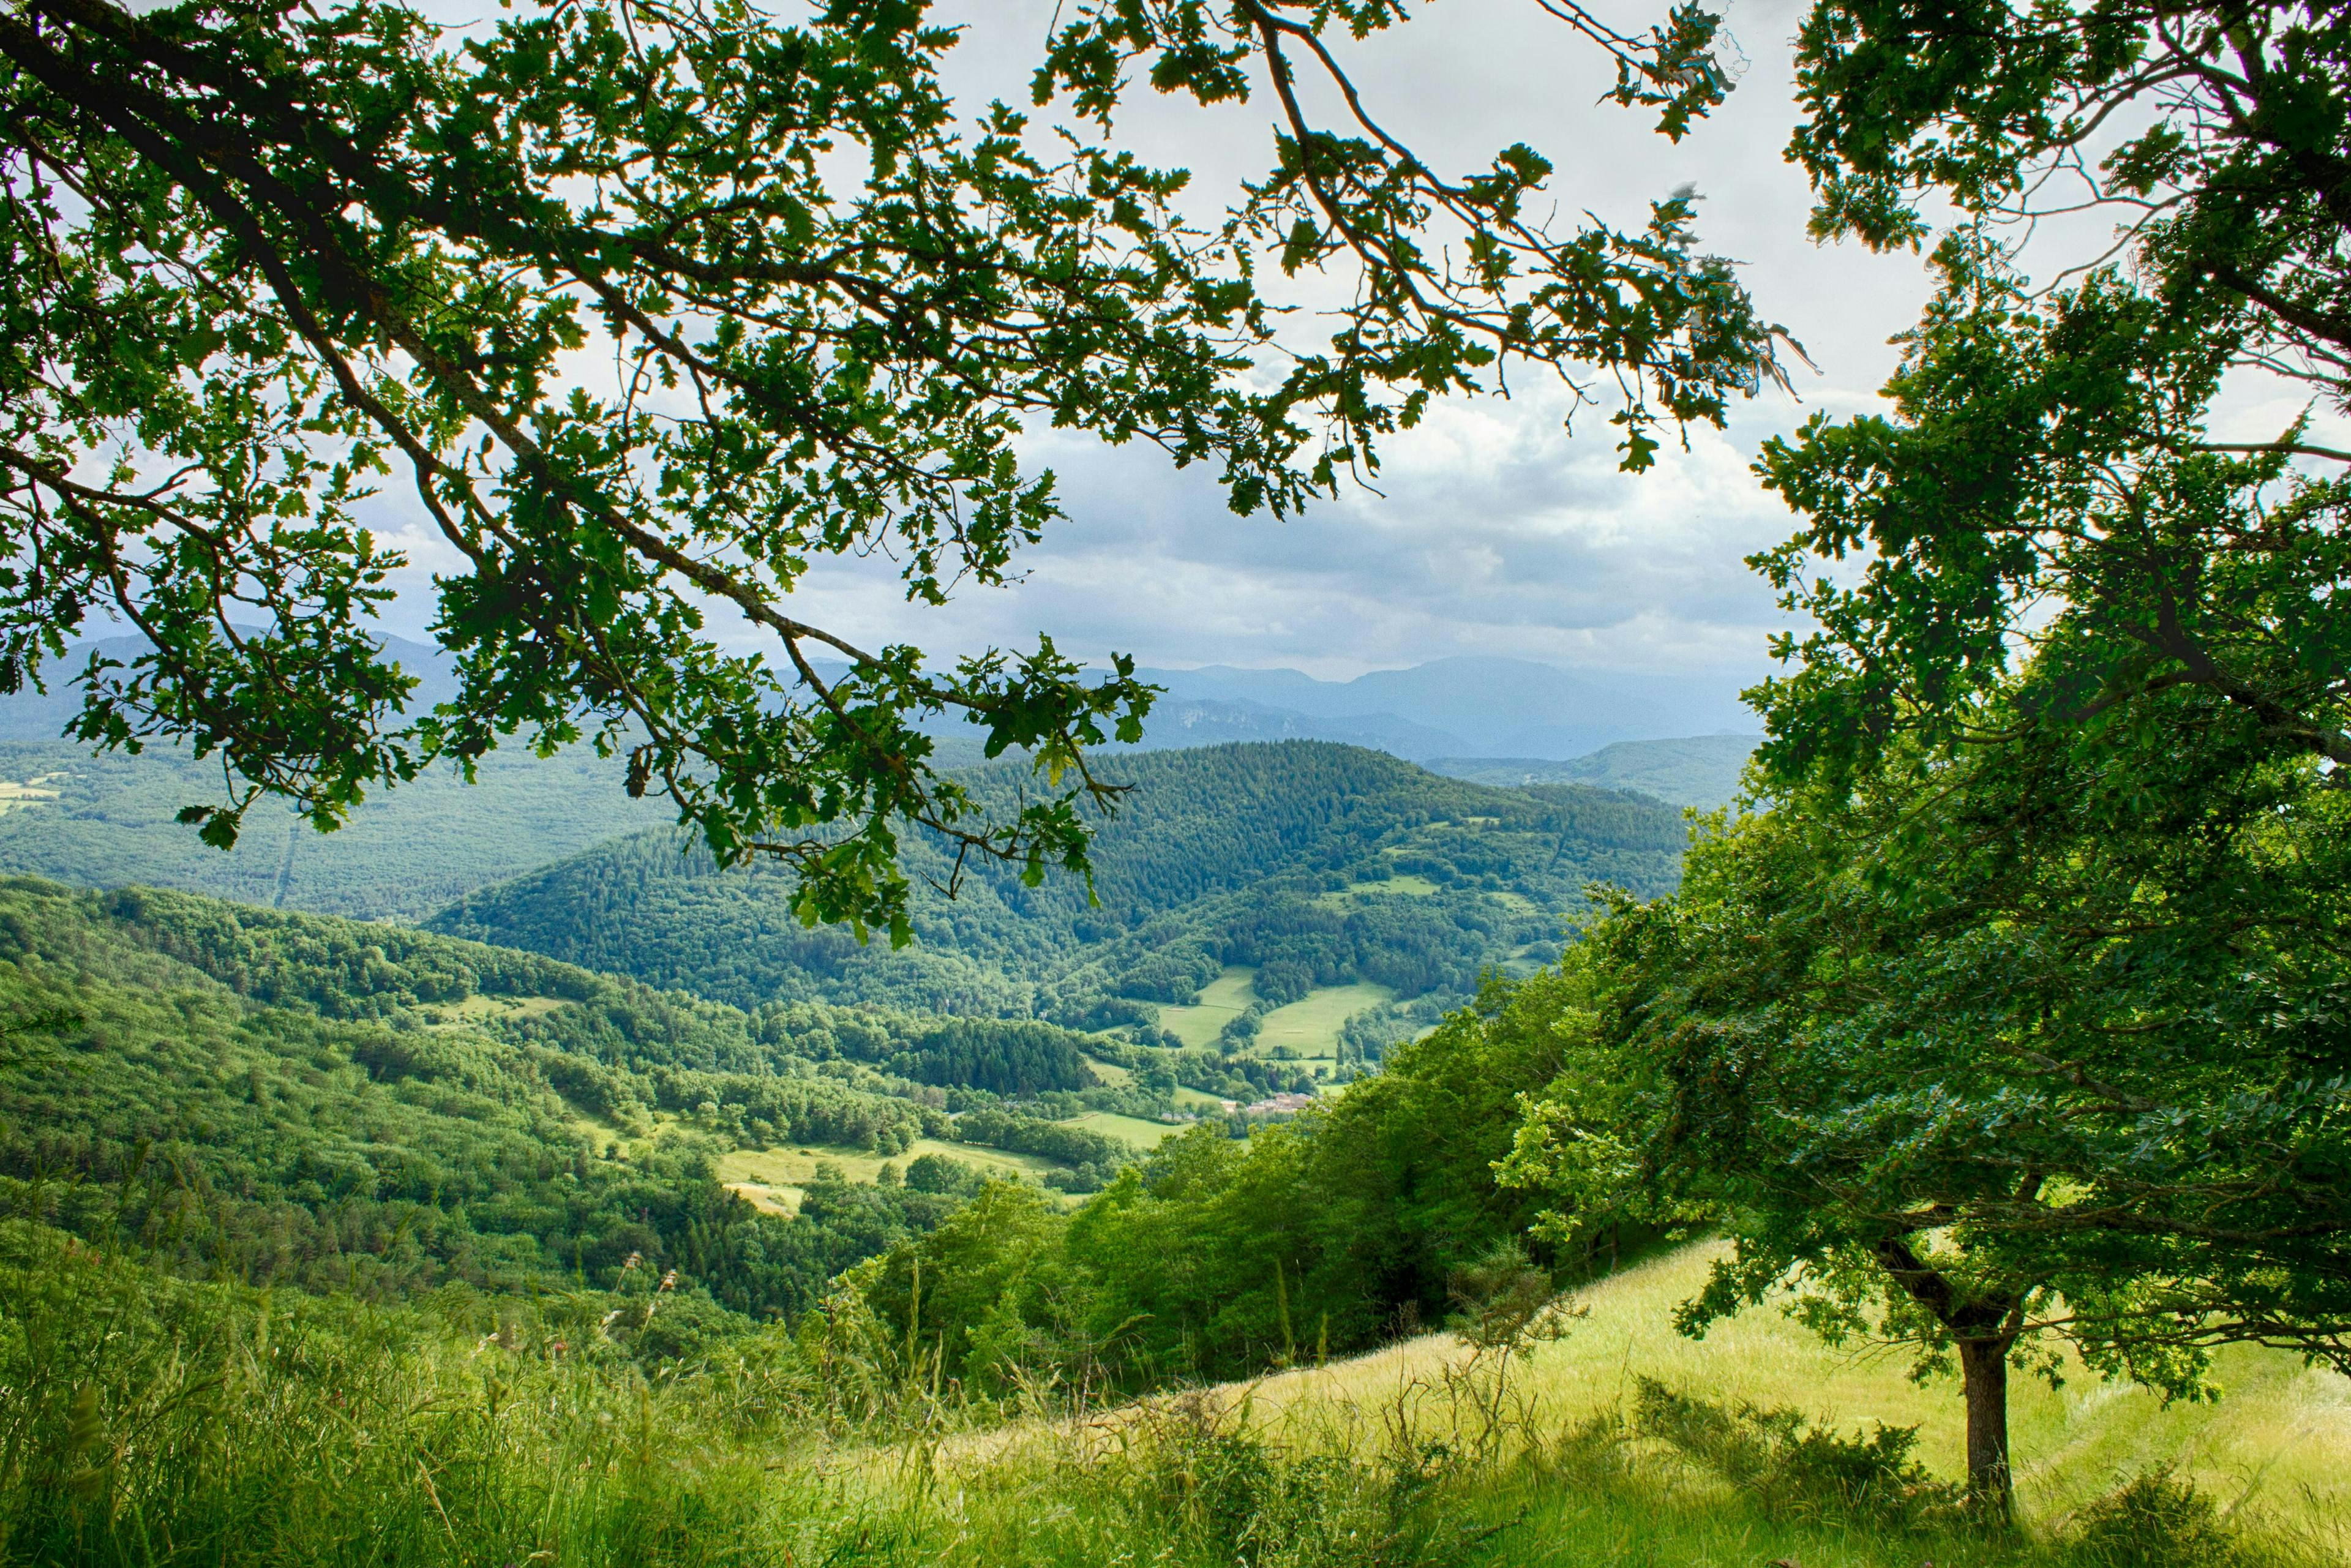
xmin=6 ymin=1225 xmax=2340 ymax=1567
xmin=1221 ymin=1242 xmax=2351 ymax=1546
xmin=1152 ymin=965 xmax=1260 ymax=1048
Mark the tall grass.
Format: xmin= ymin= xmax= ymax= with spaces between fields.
xmin=4 ymin=1221 xmax=2342 ymax=1568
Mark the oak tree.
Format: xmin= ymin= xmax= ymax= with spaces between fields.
xmin=0 ymin=0 xmax=1787 ymax=937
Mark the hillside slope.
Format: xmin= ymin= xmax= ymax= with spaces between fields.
xmin=429 ymin=742 xmax=1692 ymax=1022
xmin=1426 ymin=733 xmax=1758 ymax=808
xmin=1211 ymin=1241 xmax=2350 ymax=1531
xmin=0 ymin=879 xmax=1185 ymax=1315
xmin=0 ymin=739 xmax=669 ymax=920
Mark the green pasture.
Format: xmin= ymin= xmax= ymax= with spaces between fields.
xmin=1149 ymin=965 xmax=1260 ymax=1048
xmin=1067 ymin=1111 xmax=1189 ymax=1150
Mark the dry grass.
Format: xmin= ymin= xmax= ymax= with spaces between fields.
xmin=952 ymin=1242 xmax=2351 ymax=1550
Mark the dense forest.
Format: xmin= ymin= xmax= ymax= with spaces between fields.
xmin=430 ymin=743 xmax=1689 ymax=1024
xmin=0 ymin=878 xmax=1207 ymax=1328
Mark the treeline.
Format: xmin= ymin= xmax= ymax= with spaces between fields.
xmin=841 ymin=972 xmax=1595 ymax=1391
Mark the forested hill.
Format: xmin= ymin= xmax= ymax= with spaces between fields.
xmin=0 ymin=877 xmax=1164 ymax=1324
xmin=0 ymin=738 xmax=670 ymax=920
xmin=429 ymin=742 xmax=1691 ymax=1023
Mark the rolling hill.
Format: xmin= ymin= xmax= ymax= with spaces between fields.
xmin=427 ymin=743 xmax=1692 ymax=1054
xmin=0 ymin=738 xmax=670 ymax=920
xmin=0 ymin=876 xmax=1205 ymax=1315
xmin=1425 ymin=733 xmax=1760 ymax=808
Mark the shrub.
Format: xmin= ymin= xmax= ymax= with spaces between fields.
xmin=2073 ymin=1470 xmax=2246 ymax=1568
xmin=1633 ymin=1378 xmax=1964 ymax=1528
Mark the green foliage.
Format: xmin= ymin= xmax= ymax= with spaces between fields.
xmin=1505 ymin=688 xmax=2351 ymax=1493
xmin=2071 ymin=1472 xmax=2249 ymax=1568
xmin=0 ymin=1214 xmax=2327 ymax=1568
xmin=951 ymin=1108 xmax=1124 ymax=1173
xmin=844 ymin=975 xmax=1588 ymax=1395
xmin=0 ymin=877 xmax=998 ymax=1321
xmin=1788 ymin=0 xmax=2350 ymax=440
xmin=1571 ymin=9 xmax=2351 ymax=1507
xmin=0 ymin=1214 xmax=1524 ymax=1567
xmin=1633 ymin=1378 xmax=1963 ymax=1528
xmin=0 ymin=0 xmax=1782 ymax=936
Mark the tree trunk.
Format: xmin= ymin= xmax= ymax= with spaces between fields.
xmin=1956 ymin=1335 xmax=2012 ymax=1518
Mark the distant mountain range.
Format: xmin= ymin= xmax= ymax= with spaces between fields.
xmin=0 ymin=631 xmax=460 ymax=741
xmin=1422 ymin=735 xmax=1758 ymax=809
xmin=1131 ymin=656 xmax=1756 ymax=760
xmin=1 ymin=636 xmax=1757 ymax=805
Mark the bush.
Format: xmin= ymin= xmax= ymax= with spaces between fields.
xmin=2073 ymin=1471 xmax=2246 ymax=1568
xmin=1633 ymin=1378 xmax=1963 ymax=1528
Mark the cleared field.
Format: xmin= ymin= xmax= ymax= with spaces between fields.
xmin=1172 ymin=1085 xmax=1229 ymax=1112
xmin=1251 ymin=980 xmax=1393 ymax=1060
xmin=1068 ymin=1111 xmax=1188 ymax=1150
xmin=1319 ymin=873 xmax=1442 ymax=901
xmin=0 ymin=776 xmax=61 ymax=815
xmin=420 ymin=992 xmax=573 ymax=1027
xmin=1150 ymin=965 xmax=1259 ymax=1048
xmin=713 ymin=1138 xmax=1062 ymax=1216
xmin=1082 ymin=1054 xmax=1135 ymax=1088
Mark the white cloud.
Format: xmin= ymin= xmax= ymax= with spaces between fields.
xmin=362 ymin=0 xmax=1947 ymax=710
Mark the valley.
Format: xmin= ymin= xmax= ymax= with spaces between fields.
xmin=2 ymin=718 xmax=2339 ymax=1567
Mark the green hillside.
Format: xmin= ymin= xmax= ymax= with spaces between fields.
xmin=0 ymin=878 xmax=1199 ymax=1323
xmin=0 ymin=740 xmax=671 ymax=920
xmin=1425 ymin=733 xmax=1759 ymax=808
xmin=429 ymin=743 xmax=1690 ymax=1045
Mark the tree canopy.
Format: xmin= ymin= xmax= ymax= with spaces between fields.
xmin=1496 ymin=0 xmax=2351 ymax=1515
xmin=0 ymin=0 xmax=1785 ymax=936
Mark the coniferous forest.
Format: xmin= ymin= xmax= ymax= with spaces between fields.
xmin=2 ymin=0 xmax=2349 ymax=1563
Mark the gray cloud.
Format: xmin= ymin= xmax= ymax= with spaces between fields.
xmin=365 ymin=0 xmax=1950 ymax=715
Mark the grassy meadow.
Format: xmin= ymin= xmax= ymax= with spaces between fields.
xmin=1146 ymin=964 xmax=1396 ymax=1079
xmin=713 ymin=1140 xmax=1065 ymax=1213
xmin=1216 ymin=1242 xmax=2351 ymax=1535
xmin=1153 ymin=966 xmax=1264 ymax=1048
xmin=7 ymin=1218 xmax=2340 ymax=1568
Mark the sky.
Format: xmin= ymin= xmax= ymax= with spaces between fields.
xmin=360 ymin=0 xmax=2338 ymax=706
xmin=762 ymin=0 xmax=1940 ymax=692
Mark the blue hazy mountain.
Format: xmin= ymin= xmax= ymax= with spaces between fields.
xmin=1423 ymin=734 xmax=1760 ymax=810
xmin=0 ymin=631 xmax=459 ymax=740
xmin=1136 ymin=656 xmax=1753 ymax=759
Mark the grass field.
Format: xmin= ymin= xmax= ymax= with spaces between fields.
xmin=1251 ymin=980 xmax=1393 ymax=1068
xmin=0 ymin=774 xmax=61 ymax=815
xmin=1149 ymin=965 xmax=1394 ymax=1074
xmin=1082 ymin=1054 xmax=1136 ymax=1088
xmin=1150 ymin=966 xmax=1260 ymax=1048
xmin=418 ymin=992 xmax=575 ymax=1027
xmin=936 ymin=1239 xmax=2350 ymax=1561
xmin=1068 ymin=1111 xmax=1190 ymax=1150
xmin=13 ymin=1226 xmax=2344 ymax=1567
xmin=1215 ymin=1240 xmax=2351 ymax=1536
xmin=713 ymin=1139 xmax=1062 ymax=1214
xmin=1319 ymin=872 xmax=1443 ymax=901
